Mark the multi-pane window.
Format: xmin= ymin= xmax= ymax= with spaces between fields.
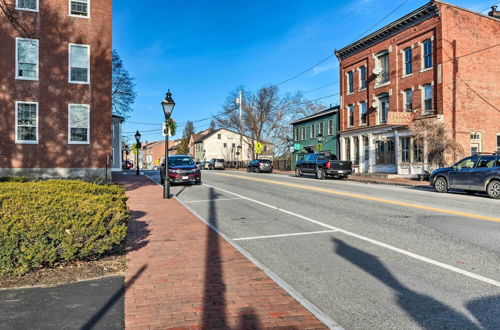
xmin=69 ymin=44 xmax=90 ymax=83
xmin=16 ymin=0 xmax=38 ymax=11
xmin=16 ymin=38 xmax=39 ymax=80
xmin=348 ymin=105 xmax=354 ymax=127
xmin=423 ymin=84 xmax=432 ymax=112
xmin=328 ymin=120 xmax=333 ymax=135
xmin=376 ymin=139 xmax=395 ymax=164
xmin=404 ymin=47 xmax=412 ymax=75
xmin=400 ymin=136 xmax=410 ymax=163
xmin=376 ymin=51 xmax=389 ymax=84
xmin=345 ymin=138 xmax=351 ymax=161
xmin=359 ymin=66 xmax=366 ymax=90
xmin=413 ymin=139 xmax=423 ymax=163
xmin=69 ymin=104 xmax=90 ymax=143
xmin=360 ymin=102 xmax=367 ymax=125
xmin=301 ymin=127 xmax=306 ymax=140
xmin=70 ymin=0 xmax=89 ymax=17
xmin=217 ymin=133 xmax=221 ymax=139
xmin=404 ymin=89 xmax=413 ymax=111
xmin=294 ymin=128 xmax=299 ymax=141
xmin=378 ymin=94 xmax=389 ymax=123
xmin=423 ymin=39 xmax=432 ymax=69
xmin=347 ymin=71 xmax=354 ymax=94
xmin=319 ymin=122 xmax=324 ymax=137
xmin=311 ymin=123 xmax=315 ymax=139
xmin=16 ymin=102 xmax=38 ymax=143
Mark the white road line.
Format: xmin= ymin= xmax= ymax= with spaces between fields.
xmin=184 ymin=197 xmax=243 ymax=203
xmin=203 ymin=183 xmax=500 ymax=289
xmin=234 ymin=230 xmax=339 ymax=241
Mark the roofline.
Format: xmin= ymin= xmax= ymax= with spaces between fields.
xmin=193 ymin=128 xmax=256 ymax=144
xmin=291 ymin=106 xmax=340 ymax=125
xmin=335 ymin=1 xmax=439 ymax=60
xmin=434 ymin=0 xmax=500 ymax=22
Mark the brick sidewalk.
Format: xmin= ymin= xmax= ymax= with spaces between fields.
xmin=113 ymin=173 xmax=329 ymax=330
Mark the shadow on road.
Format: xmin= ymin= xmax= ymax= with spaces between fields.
xmin=81 ymin=264 xmax=147 ymax=330
xmin=332 ymin=238 xmax=483 ymax=329
xmin=202 ymin=187 xmax=262 ymax=329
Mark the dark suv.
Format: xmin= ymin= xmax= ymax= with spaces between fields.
xmin=429 ymin=153 xmax=500 ymax=198
xmin=160 ymin=155 xmax=201 ymax=185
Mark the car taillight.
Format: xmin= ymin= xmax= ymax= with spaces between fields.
xmin=326 ymin=162 xmax=331 ymax=169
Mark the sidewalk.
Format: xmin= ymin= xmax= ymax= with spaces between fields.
xmin=113 ymin=173 xmax=328 ymax=330
xmin=225 ymin=168 xmax=429 ymax=188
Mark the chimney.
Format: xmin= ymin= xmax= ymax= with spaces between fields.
xmin=488 ymin=6 xmax=500 ymax=19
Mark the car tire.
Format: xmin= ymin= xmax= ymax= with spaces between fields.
xmin=316 ymin=167 xmax=325 ymax=180
xmin=434 ymin=177 xmax=448 ymax=193
xmin=247 ymin=167 xmax=250 ymax=172
xmin=295 ymin=168 xmax=302 ymax=177
xmin=486 ymin=180 xmax=500 ymax=199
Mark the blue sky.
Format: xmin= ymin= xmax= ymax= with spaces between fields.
xmin=113 ymin=0 xmax=495 ymax=143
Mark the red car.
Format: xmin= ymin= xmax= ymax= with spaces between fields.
xmin=122 ymin=160 xmax=134 ymax=170
xmin=160 ymin=155 xmax=201 ymax=185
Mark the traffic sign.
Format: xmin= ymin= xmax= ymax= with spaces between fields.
xmin=255 ymin=142 xmax=263 ymax=154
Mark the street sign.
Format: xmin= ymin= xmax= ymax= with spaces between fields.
xmin=294 ymin=143 xmax=301 ymax=151
xmin=162 ymin=122 xmax=168 ymax=136
xmin=289 ymin=146 xmax=294 ymax=153
xmin=255 ymin=142 xmax=263 ymax=154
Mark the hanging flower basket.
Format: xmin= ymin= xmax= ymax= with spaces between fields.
xmin=166 ymin=118 xmax=176 ymax=136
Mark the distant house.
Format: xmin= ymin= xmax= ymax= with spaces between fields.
xmin=193 ymin=128 xmax=272 ymax=163
xmin=291 ymin=106 xmax=340 ymax=170
xmin=189 ymin=129 xmax=213 ymax=157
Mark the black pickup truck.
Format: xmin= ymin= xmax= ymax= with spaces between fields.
xmin=295 ymin=153 xmax=353 ymax=179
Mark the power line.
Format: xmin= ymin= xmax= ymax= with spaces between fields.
xmin=480 ymin=2 xmax=499 ymax=12
xmin=275 ymin=54 xmax=336 ymax=87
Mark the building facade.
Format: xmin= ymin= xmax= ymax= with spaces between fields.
xmin=141 ymin=140 xmax=178 ymax=170
xmin=335 ymin=0 xmax=500 ymax=176
xmin=193 ymin=128 xmax=271 ymax=163
xmin=291 ymin=107 xmax=340 ymax=170
xmin=0 ymin=0 xmax=112 ymax=178
xmin=111 ymin=115 xmax=124 ymax=171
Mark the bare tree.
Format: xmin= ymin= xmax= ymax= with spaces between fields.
xmin=410 ymin=118 xmax=464 ymax=170
xmin=176 ymin=121 xmax=195 ymax=155
xmin=216 ymin=86 xmax=324 ymax=158
xmin=0 ymin=0 xmax=33 ymax=38
xmin=112 ymin=50 xmax=137 ymax=118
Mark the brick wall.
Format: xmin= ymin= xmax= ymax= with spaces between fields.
xmin=0 ymin=0 xmax=112 ymax=176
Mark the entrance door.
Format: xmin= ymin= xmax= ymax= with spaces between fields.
xmin=363 ymin=136 xmax=369 ymax=172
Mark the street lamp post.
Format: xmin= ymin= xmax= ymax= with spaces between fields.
xmin=134 ymin=131 xmax=142 ymax=175
xmin=317 ymin=133 xmax=324 ymax=153
xmin=161 ymin=90 xmax=176 ymax=199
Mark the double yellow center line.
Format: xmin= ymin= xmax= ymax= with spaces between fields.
xmin=214 ymin=173 xmax=500 ymax=223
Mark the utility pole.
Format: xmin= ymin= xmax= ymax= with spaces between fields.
xmin=237 ymin=90 xmax=243 ymax=168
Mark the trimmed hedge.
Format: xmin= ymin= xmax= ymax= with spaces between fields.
xmin=0 ymin=180 xmax=128 ymax=276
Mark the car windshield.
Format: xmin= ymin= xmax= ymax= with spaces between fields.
xmin=216 ymin=159 xmax=224 ymax=162
xmin=169 ymin=157 xmax=194 ymax=166
xmin=259 ymin=160 xmax=271 ymax=164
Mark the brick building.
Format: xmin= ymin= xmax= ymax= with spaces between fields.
xmin=0 ymin=0 xmax=112 ymax=178
xmin=141 ymin=140 xmax=178 ymax=170
xmin=335 ymin=0 xmax=500 ymax=176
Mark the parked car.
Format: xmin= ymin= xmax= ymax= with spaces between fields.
xmin=247 ymin=159 xmax=273 ymax=173
xmin=122 ymin=160 xmax=133 ymax=170
xmin=160 ymin=155 xmax=201 ymax=185
xmin=198 ymin=161 xmax=208 ymax=170
xmin=295 ymin=153 xmax=353 ymax=179
xmin=429 ymin=153 xmax=500 ymax=198
xmin=208 ymin=158 xmax=225 ymax=170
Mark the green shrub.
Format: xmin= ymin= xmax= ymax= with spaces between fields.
xmin=0 ymin=180 xmax=128 ymax=276
xmin=0 ymin=176 xmax=30 ymax=183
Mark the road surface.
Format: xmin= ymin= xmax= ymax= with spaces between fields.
xmin=144 ymin=169 xmax=500 ymax=330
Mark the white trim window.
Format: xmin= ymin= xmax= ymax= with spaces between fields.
xmin=16 ymin=38 xmax=39 ymax=80
xmin=328 ymin=119 xmax=334 ymax=136
xmin=68 ymin=104 xmax=90 ymax=144
xmin=16 ymin=101 xmax=38 ymax=143
xmin=16 ymin=0 xmax=38 ymax=11
xmin=376 ymin=51 xmax=390 ymax=85
xmin=359 ymin=66 xmax=366 ymax=90
xmin=319 ymin=121 xmax=324 ymax=137
xmin=404 ymin=89 xmax=413 ymax=112
xmin=377 ymin=94 xmax=389 ymax=124
xmin=422 ymin=84 xmax=433 ymax=112
xmin=347 ymin=71 xmax=354 ymax=94
xmin=69 ymin=44 xmax=90 ymax=84
xmin=311 ymin=123 xmax=316 ymax=139
xmin=360 ymin=101 xmax=367 ymax=125
xmin=422 ymin=39 xmax=432 ymax=69
xmin=347 ymin=105 xmax=354 ymax=127
xmin=69 ymin=0 xmax=90 ymax=17
xmin=403 ymin=47 xmax=412 ymax=75
xmin=301 ymin=126 xmax=306 ymax=140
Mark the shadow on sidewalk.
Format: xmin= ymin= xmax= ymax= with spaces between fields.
xmin=202 ymin=188 xmax=263 ymax=329
xmin=81 ymin=264 xmax=147 ymax=330
xmin=331 ymin=238 xmax=481 ymax=329
xmin=126 ymin=210 xmax=151 ymax=253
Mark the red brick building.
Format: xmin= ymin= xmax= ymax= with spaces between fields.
xmin=141 ymin=140 xmax=178 ymax=170
xmin=335 ymin=0 xmax=500 ymax=176
xmin=0 ymin=0 xmax=112 ymax=178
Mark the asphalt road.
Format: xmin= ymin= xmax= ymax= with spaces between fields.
xmin=144 ymin=169 xmax=500 ymax=330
